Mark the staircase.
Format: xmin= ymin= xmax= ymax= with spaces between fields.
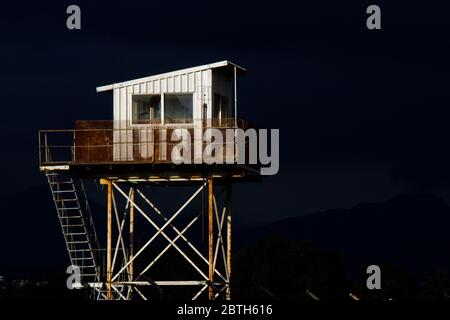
xmin=46 ymin=172 xmax=101 ymax=285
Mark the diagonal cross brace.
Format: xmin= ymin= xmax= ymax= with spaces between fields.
xmin=136 ymin=188 xmax=228 ymax=282
xmin=111 ymin=181 xmax=207 ymax=282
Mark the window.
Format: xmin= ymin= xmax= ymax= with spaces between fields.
xmin=164 ymin=94 xmax=193 ymax=124
xmin=132 ymin=95 xmax=161 ymax=124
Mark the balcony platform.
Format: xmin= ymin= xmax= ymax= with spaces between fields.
xmin=39 ymin=120 xmax=260 ymax=185
xmin=39 ymin=161 xmax=261 ymax=185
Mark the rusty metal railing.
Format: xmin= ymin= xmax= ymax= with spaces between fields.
xmin=39 ymin=119 xmax=252 ymax=167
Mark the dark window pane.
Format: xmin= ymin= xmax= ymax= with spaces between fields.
xmin=164 ymin=94 xmax=193 ymax=124
xmin=132 ymin=95 xmax=161 ymax=124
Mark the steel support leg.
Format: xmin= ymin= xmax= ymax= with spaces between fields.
xmin=129 ymin=187 xmax=135 ymax=299
xmin=106 ymin=179 xmax=112 ymax=300
xmin=208 ymin=177 xmax=214 ymax=300
xmin=226 ymin=184 xmax=232 ymax=300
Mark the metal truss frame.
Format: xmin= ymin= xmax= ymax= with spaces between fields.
xmin=92 ymin=177 xmax=232 ymax=301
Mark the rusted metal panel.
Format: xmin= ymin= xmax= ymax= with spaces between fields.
xmin=74 ymin=120 xmax=113 ymax=163
xmin=42 ymin=119 xmax=253 ymax=166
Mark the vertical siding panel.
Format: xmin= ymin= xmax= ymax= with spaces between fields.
xmin=194 ymin=71 xmax=202 ymax=126
xmin=113 ymin=88 xmax=120 ymax=161
xmin=201 ymin=70 xmax=212 ymax=121
xmin=127 ymin=86 xmax=133 ymax=160
xmin=133 ymin=84 xmax=140 ymax=94
xmin=120 ymin=87 xmax=127 ymax=124
xmin=154 ymin=79 xmax=160 ymax=93
xmin=181 ymin=74 xmax=187 ymax=92
xmin=202 ymin=69 xmax=211 ymax=87
xmin=167 ymin=77 xmax=174 ymax=93
xmin=195 ymin=71 xmax=201 ymax=94
xmin=119 ymin=87 xmax=127 ymax=160
xmin=188 ymin=72 xmax=195 ymax=92
xmin=174 ymin=75 xmax=181 ymax=92
xmin=139 ymin=128 xmax=147 ymax=159
xmin=140 ymin=82 xmax=146 ymax=94
xmin=181 ymin=74 xmax=185 ymax=92
xmin=161 ymin=78 xmax=167 ymax=93
xmin=113 ymin=88 xmax=120 ymax=126
xmin=193 ymin=71 xmax=202 ymax=161
xmin=147 ymin=81 xmax=153 ymax=93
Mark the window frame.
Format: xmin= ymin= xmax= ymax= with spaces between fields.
xmin=129 ymin=92 xmax=195 ymax=128
xmin=130 ymin=93 xmax=163 ymax=126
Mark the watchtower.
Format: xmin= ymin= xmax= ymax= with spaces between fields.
xmin=39 ymin=61 xmax=260 ymax=300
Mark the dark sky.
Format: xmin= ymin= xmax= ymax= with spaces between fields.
xmin=2 ymin=1 xmax=450 ymax=226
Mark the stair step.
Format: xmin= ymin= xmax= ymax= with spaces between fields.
xmin=72 ymin=257 xmax=93 ymax=261
xmin=78 ymin=265 xmax=96 ymax=268
xmin=47 ymin=173 xmax=100 ymax=280
xmin=52 ymin=186 xmax=76 ymax=191
xmin=57 ymin=207 xmax=81 ymax=211
xmin=69 ymin=249 xmax=92 ymax=252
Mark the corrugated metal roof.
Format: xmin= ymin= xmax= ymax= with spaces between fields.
xmin=96 ymin=60 xmax=246 ymax=93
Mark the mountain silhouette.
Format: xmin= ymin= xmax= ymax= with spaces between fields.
xmin=2 ymin=185 xmax=450 ymax=282
xmin=236 ymin=193 xmax=450 ymax=278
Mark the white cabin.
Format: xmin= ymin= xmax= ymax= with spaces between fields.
xmin=96 ymin=61 xmax=246 ymax=162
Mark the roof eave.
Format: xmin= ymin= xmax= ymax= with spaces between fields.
xmin=96 ymin=60 xmax=246 ymax=93
xmin=96 ymin=84 xmax=114 ymax=93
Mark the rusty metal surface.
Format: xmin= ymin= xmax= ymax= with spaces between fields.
xmin=39 ymin=119 xmax=254 ymax=166
xmin=75 ymin=120 xmax=113 ymax=163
